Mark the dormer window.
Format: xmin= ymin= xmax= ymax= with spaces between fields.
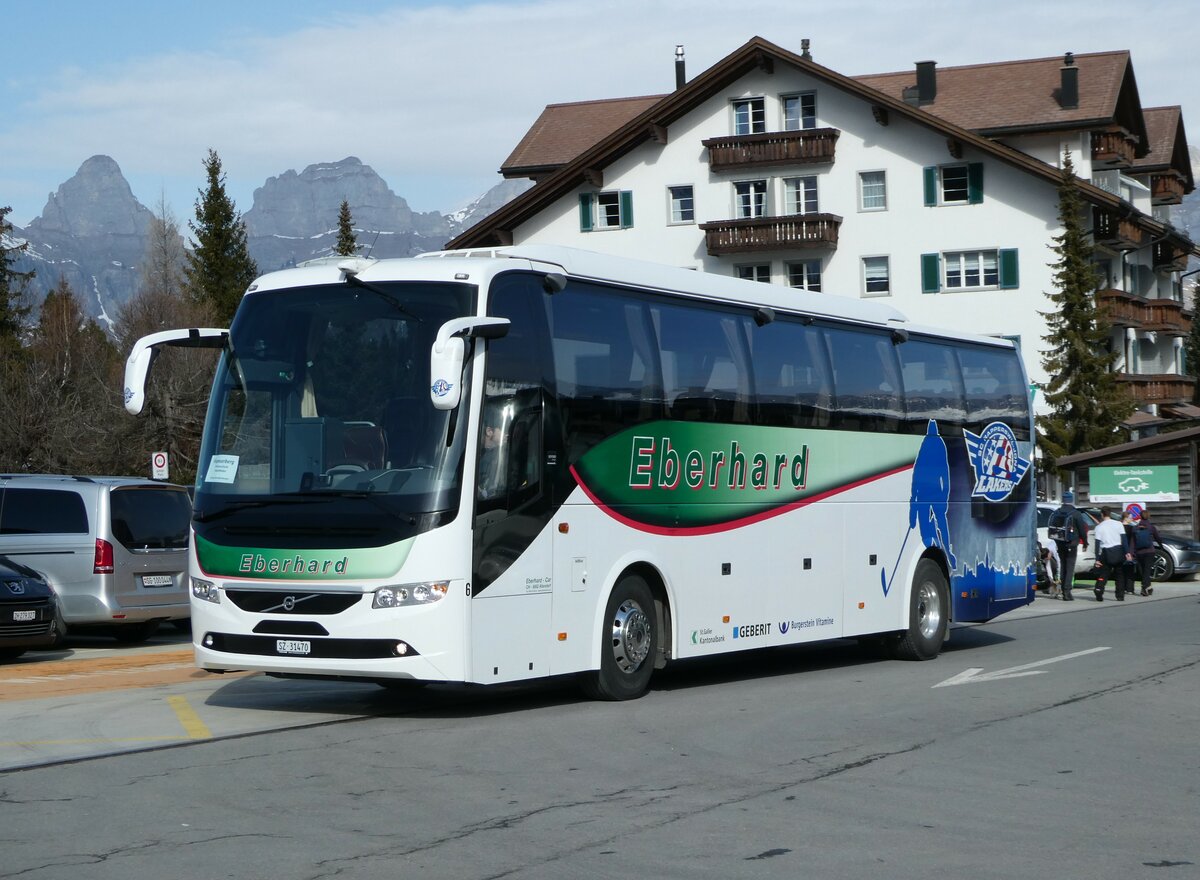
xmin=733 ymin=97 xmax=766 ymax=135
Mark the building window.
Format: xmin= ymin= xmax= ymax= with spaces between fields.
xmin=783 ymin=176 xmax=819 ymax=215
xmin=737 ymin=264 xmax=771 ymax=283
xmin=578 ymin=191 xmax=633 ymax=231
xmin=787 ymin=260 xmax=822 ymax=292
xmin=782 ymin=93 xmax=816 ymax=130
xmin=923 ymin=163 xmax=983 ymax=206
xmin=863 ymin=256 xmax=890 ymax=297
xmin=668 ymin=185 xmax=694 ymax=224
xmin=922 ymin=249 xmax=1019 ymax=292
xmin=733 ymin=97 xmax=766 ymax=135
xmin=859 ymin=170 xmax=887 ymax=211
xmin=735 ymin=180 xmax=767 ymax=218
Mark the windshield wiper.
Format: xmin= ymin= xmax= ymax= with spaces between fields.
xmin=342 ymin=273 xmax=422 ymax=322
xmin=193 ymin=497 xmax=322 ymax=523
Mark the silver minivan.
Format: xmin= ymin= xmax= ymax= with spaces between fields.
xmin=0 ymin=475 xmax=191 ymax=642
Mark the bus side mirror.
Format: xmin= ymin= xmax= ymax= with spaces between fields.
xmin=430 ymin=317 xmax=511 ymax=411
xmin=124 ymin=327 xmax=228 ymax=415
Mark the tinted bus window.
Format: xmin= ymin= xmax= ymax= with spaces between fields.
xmin=748 ymin=318 xmax=833 ymax=428
xmin=823 ymin=326 xmax=904 ymax=432
xmin=110 ymin=488 xmax=192 ymax=550
xmin=0 ymin=488 xmax=89 ymax=535
xmin=899 ymin=338 xmax=967 ymax=433
xmin=548 ymin=282 xmax=664 ymax=462
xmin=957 ymin=346 xmax=1030 ymax=439
xmin=651 ymin=300 xmax=752 ymax=424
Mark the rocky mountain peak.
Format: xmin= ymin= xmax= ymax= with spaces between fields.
xmin=27 ymin=155 xmax=154 ymax=239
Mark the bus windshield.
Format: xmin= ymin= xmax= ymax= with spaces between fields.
xmin=193 ymin=280 xmax=476 ymax=533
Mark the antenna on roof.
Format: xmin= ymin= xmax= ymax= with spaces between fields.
xmin=364 ymin=229 xmax=381 ymax=258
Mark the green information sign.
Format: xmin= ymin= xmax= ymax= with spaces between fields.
xmin=1088 ymin=465 xmax=1180 ymax=503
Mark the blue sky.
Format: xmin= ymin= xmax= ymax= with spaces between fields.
xmin=3 ymin=0 xmax=1197 ymax=229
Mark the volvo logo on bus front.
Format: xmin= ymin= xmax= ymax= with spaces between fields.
xmin=964 ymin=421 xmax=1030 ymax=502
xmin=282 ymin=596 xmax=296 ymax=611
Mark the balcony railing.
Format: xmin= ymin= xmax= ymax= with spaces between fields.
xmin=699 ymin=213 xmax=842 ymax=255
xmin=1095 ymin=288 xmax=1145 ymax=327
xmin=1144 ymin=299 xmax=1191 ymax=335
xmin=1091 ymin=128 xmax=1136 ymax=168
xmin=1092 ymin=207 xmax=1144 ymax=249
xmin=1153 ymin=240 xmax=1191 ymax=273
xmin=702 ymin=128 xmax=840 ymax=172
xmin=1151 ymin=173 xmax=1186 ymax=205
xmin=1115 ymin=373 xmax=1196 ymax=405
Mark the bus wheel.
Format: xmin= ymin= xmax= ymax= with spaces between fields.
xmin=888 ymin=559 xmax=948 ymax=661
xmin=582 ymin=575 xmax=656 ymax=701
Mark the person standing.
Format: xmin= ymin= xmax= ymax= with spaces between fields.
xmin=1092 ymin=506 xmax=1131 ymax=601
xmin=1048 ymin=491 xmax=1091 ymax=601
xmin=1130 ymin=510 xmax=1163 ymax=596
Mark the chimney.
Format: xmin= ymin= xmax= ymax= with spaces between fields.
xmin=800 ymin=38 xmax=811 ymax=61
xmin=1059 ymin=52 xmax=1078 ymax=109
xmin=675 ymin=45 xmax=686 ymax=90
xmin=915 ymin=60 xmax=937 ymax=104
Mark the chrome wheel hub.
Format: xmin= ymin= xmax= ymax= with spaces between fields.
xmin=916 ymin=579 xmax=942 ymax=640
xmin=610 ymin=599 xmax=651 ymax=673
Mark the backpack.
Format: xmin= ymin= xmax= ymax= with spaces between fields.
xmin=1132 ymin=524 xmax=1156 ymax=551
xmin=1047 ymin=508 xmax=1078 ymax=545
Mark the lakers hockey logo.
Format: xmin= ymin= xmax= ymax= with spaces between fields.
xmin=964 ymin=421 xmax=1030 ymax=502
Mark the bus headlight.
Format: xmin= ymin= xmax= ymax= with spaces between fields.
xmin=373 ymin=581 xmax=449 ymax=609
xmin=191 ymin=578 xmax=220 ymax=604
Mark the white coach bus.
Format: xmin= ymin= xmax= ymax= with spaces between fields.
xmin=125 ymin=245 xmax=1034 ymax=700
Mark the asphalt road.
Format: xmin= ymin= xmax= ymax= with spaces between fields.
xmin=1 ymin=586 xmax=1198 ymax=880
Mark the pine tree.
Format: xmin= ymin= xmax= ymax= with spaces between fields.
xmin=335 ymin=200 xmax=358 ymax=257
xmin=0 ymin=206 xmax=34 ymax=353
xmin=1038 ymin=149 xmax=1133 ymax=469
xmin=184 ymin=150 xmax=258 ymax=326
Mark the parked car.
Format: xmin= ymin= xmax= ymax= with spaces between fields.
xmin=1036 ymin=502 xmax=1099 ymax=576
xmin=0 ymin=475 xmax=192 ymax=642
xmin=0 ymin=554 xmax=62 ymax=661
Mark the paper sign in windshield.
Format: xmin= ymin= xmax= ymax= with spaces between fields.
xmin=205 ymin=454 xmax=239 ymax=484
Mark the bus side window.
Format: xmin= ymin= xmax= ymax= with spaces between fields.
xmin=898 ymin=339 xmax=967 ymax=434
xmin=824 ymin=326 xmax=904 ymax=433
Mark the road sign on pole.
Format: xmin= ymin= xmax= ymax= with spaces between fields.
xmin=151 ymin=451 xmax=169 ymax=481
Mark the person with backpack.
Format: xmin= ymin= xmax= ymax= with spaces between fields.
xmin=1092 ymin=506 xmax=1132 ymax=600
xmin=1047 ymin=491 xmax=1091 ymax=601
xmin=1130 ymin=509 xmax=1162 ymax=596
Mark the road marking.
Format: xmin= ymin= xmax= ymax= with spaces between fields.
xmin=933 ymin=647 xmax=1111 ymax=688
xmin=167 ymin=695 xmax=212 ymax=739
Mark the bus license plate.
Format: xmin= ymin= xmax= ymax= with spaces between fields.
xmin=12 ymin=610 xmax=36 ymax=622
xmin=142 ymin=575 xmax=173 ymax=587
xmin=276 ymin=639 xmax=311 ymax=656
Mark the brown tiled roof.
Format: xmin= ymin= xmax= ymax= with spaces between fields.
xmin=854 ymin=51 xmax=1138 ymax=136
xmin=1132 ymin=106 xmax=1194 ymax=190
xmin=501 ymin=95 xmax=665 ymax=177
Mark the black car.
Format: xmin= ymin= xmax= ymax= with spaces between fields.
xmin=0 ymin=554 xmax=62 ymax=661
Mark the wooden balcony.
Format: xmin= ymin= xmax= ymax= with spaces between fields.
xmin=1091 ymin=128 xmax=1137 ymax=168
xmin=699 ymin=213 xmax=841 ymax=255
xmin=1115 ymin=373 xmax=1196 ymax=405
xmin=1151 ymin=172 xmax=1186 ymax=205
xmin=1092 ymin=207 xmax=1144 ymax=249
xmin=1095 ymin=287 xmax=1145 ymax=327
xmin=702 ymin=128 xmax=839 ymax=172
xmin=1153 ymin=239 xmax=1191 ymax=273
xmin=1144 ymin=298 xmax=1191 ymax=336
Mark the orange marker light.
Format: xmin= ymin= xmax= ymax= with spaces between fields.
xmin=857 ymin=602 xmax=865 ymax=609
xmin=558 ymin=523 xmax=570 ymax=534
xmin=722 ymin=615 xmax=730 ymax=623
xmin=557 ymin=632 xmax=568 ymax=641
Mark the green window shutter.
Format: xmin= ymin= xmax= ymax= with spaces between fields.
xmin=923 ymin=167 xmax=938 ymax=206
xmin=579 ymin=193 xmax=594 ymax=232
xmin=619 ymin=191 xmax=634 ymax=228
xmin=998 ymin=248 xmax=1019 ymax=288
xmin=921 ymin=253 xmax=941 ymax=293
xmin=967 ymin=163 xmax=984 ymax=204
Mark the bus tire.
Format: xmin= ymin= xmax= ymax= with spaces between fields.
xmin=582 ymin=574 xmax=657 ymax=701
xmin=888 ymin=559 xmax=948 ymax=661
